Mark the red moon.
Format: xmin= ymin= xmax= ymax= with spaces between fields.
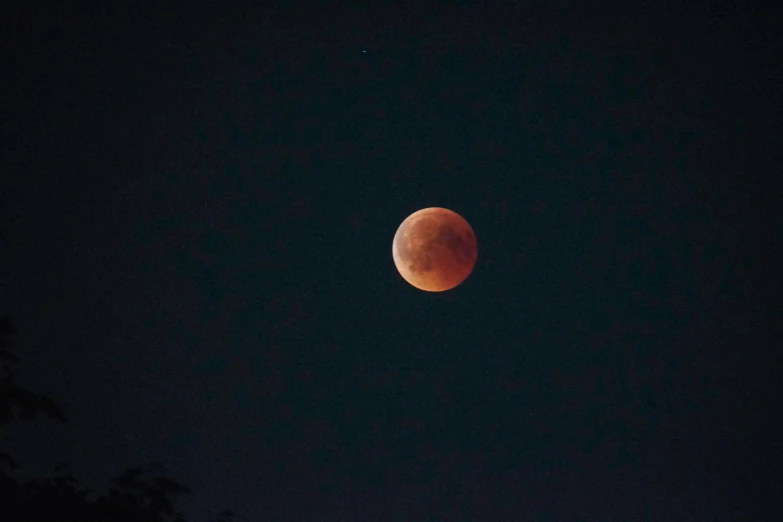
xmin=392 ymin=207 xmax=478 ymax=292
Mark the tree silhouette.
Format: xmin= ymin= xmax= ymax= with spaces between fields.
xmin=0 ymin=315 xmax=66 ymax=427
xmin=0 ymin=315 xmax=234 ymax=522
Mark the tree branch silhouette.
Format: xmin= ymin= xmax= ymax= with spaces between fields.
xmin=0 ymin=315 xmax=66 ymax=428
xmin=0 ymin=315 xmax=235 ymax=521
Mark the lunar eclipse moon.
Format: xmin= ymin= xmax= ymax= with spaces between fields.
xmin=392 ymin=207 xmax=478 ymax=292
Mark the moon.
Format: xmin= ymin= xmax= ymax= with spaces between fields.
xmin=392 ymin=207 xmax=478 ymax=292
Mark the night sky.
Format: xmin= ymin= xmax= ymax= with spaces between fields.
xmin=3 ymin=2 xmax=780 ymax=520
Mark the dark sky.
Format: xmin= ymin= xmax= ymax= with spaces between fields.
xmin=2 ymin=1 xmax=780 ymax=520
